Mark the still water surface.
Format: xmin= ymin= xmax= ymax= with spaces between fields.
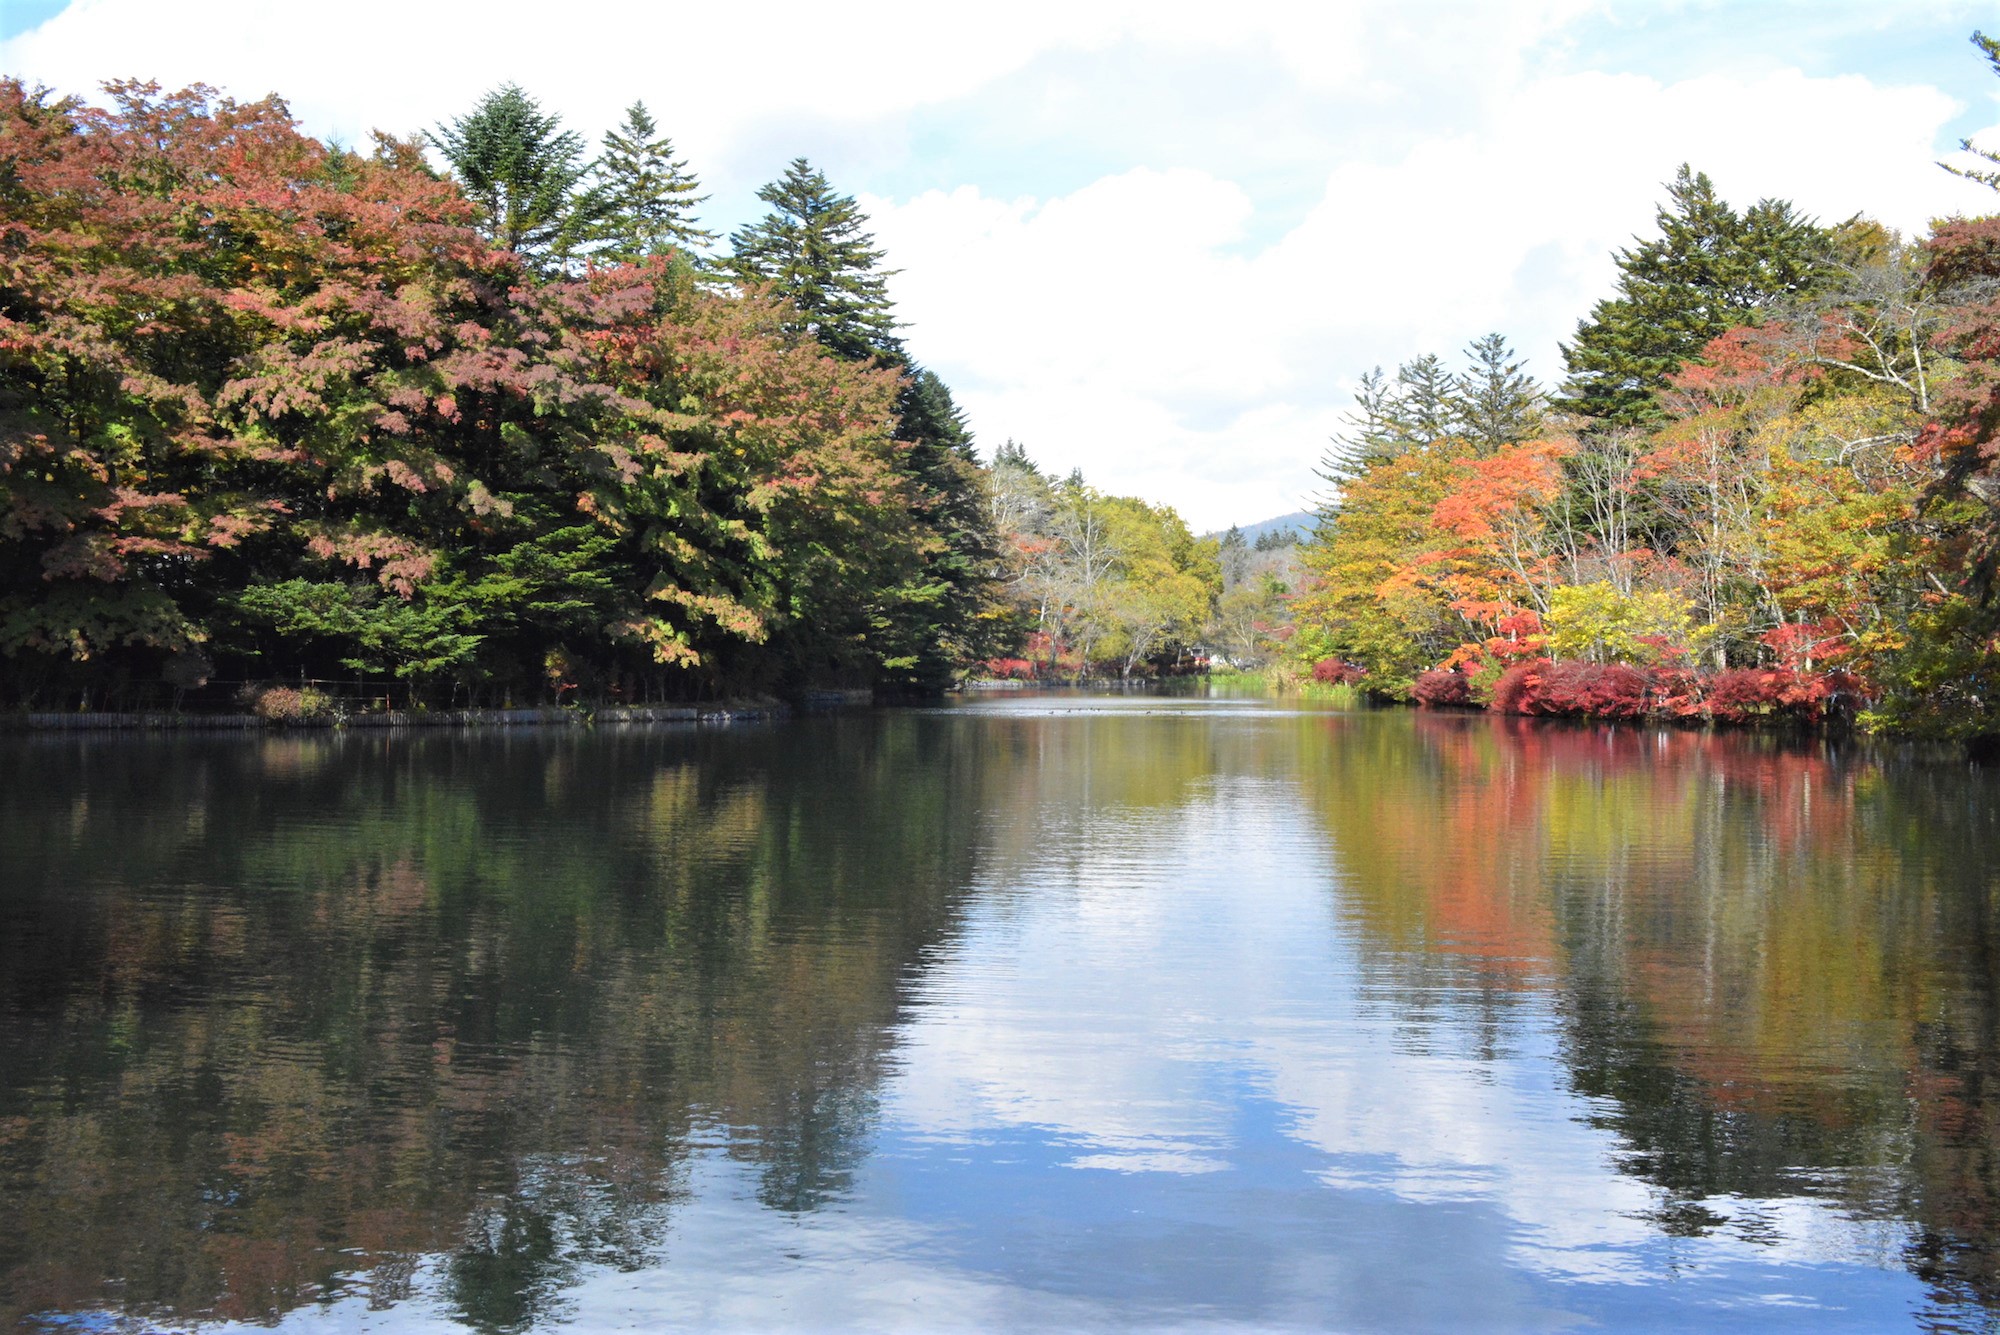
xmin=4 ymin=696 xmax=2000 ymax=1331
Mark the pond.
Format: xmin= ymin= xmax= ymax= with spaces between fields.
xmin=3 ymin=696 xmax=1999 ymax=1332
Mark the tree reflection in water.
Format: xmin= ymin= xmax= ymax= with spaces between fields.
xmin=1296 ymin=713 xmax=2000 ymax=1323
xmin=2 ymin=708 xmax=2000 ymax=1330
xmin=0 ymin=721 xmax=984 ymax=1330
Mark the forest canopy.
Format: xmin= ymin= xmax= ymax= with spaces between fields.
xmin=0 ymin=78 xmax=1226 ymax=711
xmin=14 ymin=38 xmax=2000 ymax=736
xmin=1290 ymin=34 xmax=2000 ymax=738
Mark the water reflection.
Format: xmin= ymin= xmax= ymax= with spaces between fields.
xmin=0 ymin=706 xmax=1997 ymax=1330
xmin=1297 ymin=715 xmax=2000 ymax=1326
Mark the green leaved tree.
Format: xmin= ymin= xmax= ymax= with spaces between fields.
xmin=727 ymin=158 xmax=902 ymax=361
xmin=1561 ymin=165 xmax=1835 ymax=425
xmin=593 ymin=101 xmax=713 ymax=263
xmin=1944 ymin=31 xmax=2000 ymax=190
xmin=872 ymin=368 xmax=1006 ymax=692
xmin=430 ymin=84 xmax=608 ymax=267
xmin=1455 ymin=333 xmax=1546 ymax=449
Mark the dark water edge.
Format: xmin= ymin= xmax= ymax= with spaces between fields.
xmin=0 ymin=702 xmax=806 ymax=731
xmin=3 ymin=699 xmax=2000 ymax=1332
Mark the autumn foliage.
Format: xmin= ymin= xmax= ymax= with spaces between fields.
xmin=1416 ymin=656 xmax=1851 ymax=724
xmin=1294 ymin=129 xmax=2000 ymax=737
xmin=0 ymin=80 xmax=975 ymax=708
xmin=1310 ymin=658 xmax=1366 ymax=685
xmin=1411 ymin=669 xmax=1472 ymax=707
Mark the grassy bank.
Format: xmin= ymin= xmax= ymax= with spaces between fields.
xmin=1204 ymin=666 xmax=1369 ymax=709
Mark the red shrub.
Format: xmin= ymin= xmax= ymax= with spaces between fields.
xmin=1535 ymin=661 xmax=1651 ymax=719
xmin=1489 ymin=659 xmax=1550 ymax=714
xmin=1479 ymin=656 xmax=1860 ymax=725
xmin=1413 ymin=669 xmax=1473 ymax=708
xmin=1527 ymin=661 xmax=1584 ymax=714
xmin=984 ymin=657 xmax=1037 ymax=680
xmin=1648 ymin=667 xmax=1706 ymax=718
xmin=1706 ymin=667 xmax=1831 ymax=722
xmin=1312 ymin=659 xmax=1367 ymax=685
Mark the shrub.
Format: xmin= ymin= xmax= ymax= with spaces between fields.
xmin=1707 ymin=667 xmax=1838 ymax=723
xmin=243 ymin=685 xmax=335 ymax=724
xmin=1474 ymin=656 xmax=1861 ymax=725
xmin=1706 ymin=668 xmax=1786 ymax=723
xmin=1412 ymin=669 xmax=1473 ymax=708
xmin=1531 ymin=661 xmax=1650 ymax=719
xmin=1649 ymin=666 xmax=1706 ymax=718
xmin=1312 ymin=659 xmax=1367 ymax=685
xmin=1489 ymin=659 xmax=1550 ymax=714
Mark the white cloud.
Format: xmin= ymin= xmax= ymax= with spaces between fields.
xmin=879 ymin=776 xmax=1904 ymax=1295
xmin=871 ymin=64 xmax=2000 ymax=527
xmin=7 ymin=0 xmax=1999 ymax=528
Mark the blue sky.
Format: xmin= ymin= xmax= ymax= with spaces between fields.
xmin=6 ymin=0 xmax=1999 ymax=528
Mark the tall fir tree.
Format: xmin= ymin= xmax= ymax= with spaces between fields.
xmin=1944 ymin=31 xmax=2000 ymax=189
xmin=429 ymin=84 xmax=608 ymax=266
xmin=1321 ymin=367 xmax=1401 ymax=487
xmin=1319 ymin=353 xmax=1470 ymax=491
xmin=1455 ymin=333 xmax=1545 ymax=449
xmin=592 ymin=101 xmax=714 ymax=263
xmin=875 ymin=368 xmax=1004 ymax=692
xmin=1219 ymin=525 xmax=1250 ymax=589
xmin=1393 ymin=354 xmax=1459 ymax=443
xmin=727 ymin=158 xmax=902 ymax=361
xmin=1560 ymin=165 xmax=1834 ymax=425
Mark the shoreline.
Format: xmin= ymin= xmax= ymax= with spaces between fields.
xmin=0 ymin=702 xmax=809 ymax=732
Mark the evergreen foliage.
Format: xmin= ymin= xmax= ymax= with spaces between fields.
xmin=1456 ymin=333 xmax=1546 ymax=449
xmin=875 ymin=368 xmax=1006 ymax=693
xmin=1319 ymin=336 xmax=1545 ymax=497
xmin=592 ymin=101 xmax=714 ymax=263
xmin=429 ymin=84 xmax=608 ymax=266
xmin=1944 ymin=31 xmax=2000 ymax=190
xmin=728 ymin=158 xmax=902 ymax=361
xmin=1560 ymin=165 xmax=1837 ymax=425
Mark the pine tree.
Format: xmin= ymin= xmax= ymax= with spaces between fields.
xmin=727 ymin=158 xmax=901 ymax=360
xmin=1320 ymin=354 xmax=1468 ymax=487
xmin=1455 ymin=333 xmax=1545 ymax=449
xmin=1560 ymin=165 xmax=1834 ymax=425
xmin=593 ymin=101 xmax=713 ymax=263
xmin=993 ymin=440 xmax=1039 ymax=474
xmin=1219 ymin=526 xmax=1250 ymax=590
xmin=429 ymin=85 xmax=608 ymax=266
xmin=1394 ymin=354 xmax=1459 ymax=443
xmin=1321 ymin=367 xmax=1401 ymax=485
xmin=876 ymin=368 xmax=1004 ymax=692
xmin=1944 ymin=31 xmax=2000 ymax=190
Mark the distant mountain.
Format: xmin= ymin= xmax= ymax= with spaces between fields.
xmin=1212 ymin=510 xmax=1314 ymax=546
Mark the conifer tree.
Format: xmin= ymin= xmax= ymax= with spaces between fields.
xmin=1944 ymin=31 xmax=2000 ymax=190
xmin=1394 ymin=354 xmax=1460 ymax=443
xmin=1561 ymin=165 xmax=1834 ymax=425
xmin=727 ymin=158 xmax=902 ymax=360
xmin=875 ymin=368 xmax=1004 ymax=691
xmin=1219 ymin=526 xmax=1250 ymax=589
xmin=1320 ymin=353 xmax=1471 ymax=488
xmin=593 ymin=101 xmax=713 ymax=263
xmin=430 ymin=84 xmax=608 ymax=266
xmin=1455 ymin=333 xmax=1545 ymax=449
